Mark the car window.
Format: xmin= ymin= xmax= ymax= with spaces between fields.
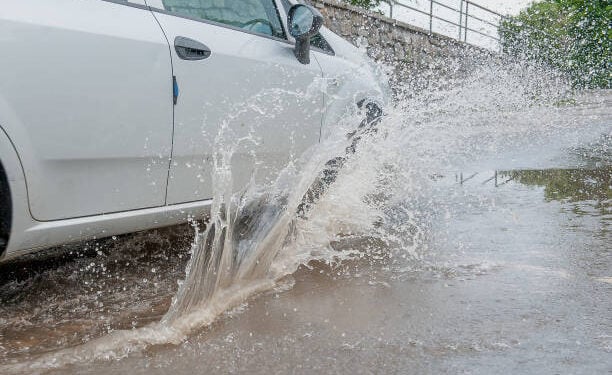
xmin=280 ymin=0 xmax=334 ymax=54
xmin=161 ymin=0 xmax=286 ymax=38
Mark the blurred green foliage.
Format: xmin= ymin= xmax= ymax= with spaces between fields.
xmin=499 ymin=0 xmax=611 ymax=89
xmin=345 ymin=0 xmax=381 ymax=10
xmin=501 ymin=168 xmax=611 ymax=203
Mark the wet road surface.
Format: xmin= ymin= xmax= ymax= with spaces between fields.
xmin=63 ymin=166 xmax=611 ymax=375
xmin=0 ymin=93 xmax=610 ymax=374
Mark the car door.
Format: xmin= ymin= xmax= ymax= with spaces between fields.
xmin=0 ymin=0 xmax=174 ymax=220
xmin=146 ymin=0 xmax=324 ymax=204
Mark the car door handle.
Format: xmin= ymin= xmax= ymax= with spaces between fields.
xmin=174 ymin=36 xmax=211 ymax=61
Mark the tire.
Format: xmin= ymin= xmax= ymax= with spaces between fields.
xmin=0 ymin=162 xmax=11 ymax=255
xmin=297 ymin=101 xmax=383 ymax=218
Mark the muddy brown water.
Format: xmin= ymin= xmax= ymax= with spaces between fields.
xmin=0 ymin=91 xmax=611 ymax=374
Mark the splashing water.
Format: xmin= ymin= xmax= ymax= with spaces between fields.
xmin=162 ymin=82 xmax=384 ymax=330
xmin=3 ymin=56 xmax=610 ymax=372
xmin=160 ymin=58 xmax=609 ymax=339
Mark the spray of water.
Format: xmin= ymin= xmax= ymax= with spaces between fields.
xmin=4 ymin=53 xmax=609 ymax=372
xmin=161 ymin=78 xmax=384 ymax=330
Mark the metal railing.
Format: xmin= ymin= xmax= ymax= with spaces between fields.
xmin=382 ymin=0 xmax=505 ymax=48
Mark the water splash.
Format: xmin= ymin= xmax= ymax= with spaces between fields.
xmin=161 ymin=57 xmax=593 ymax=332
xmin=4 ymin=55 xmax=609 ymax=372
xmin=162 ymin=88 xmax=382 ymax=329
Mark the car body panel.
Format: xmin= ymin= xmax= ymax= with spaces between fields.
xmin=3 ymin=198 xmax=211 ymax=262
xmin=0 ymin=125 xmax=29 ymax=258
xmin=313 ymin=28 xmax=389 ymax=134
xmin=1 ymin=121 xmax=210 ymax=261
xmin=0 ymin=0 xmax=388 ymax=261
xmin=0 ymin=0 xmax=174 ymax=221
xmin=278 ymin=0 xmax=389 ymax=132
xmin=150 ymin=7 xmax=324 ymax=203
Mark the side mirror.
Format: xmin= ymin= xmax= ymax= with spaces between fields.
xmin=287 ymin=4 xmax=323 ymax=64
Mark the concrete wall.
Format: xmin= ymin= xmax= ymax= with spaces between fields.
xmin=308 ymin=0 xmax=494 ymax=97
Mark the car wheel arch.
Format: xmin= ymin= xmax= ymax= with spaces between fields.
xmin=0 ymin=125 xmax=31 ymax=258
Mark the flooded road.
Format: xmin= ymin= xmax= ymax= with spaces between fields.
xmin=1 ymin=86 xmax=610 ymax=373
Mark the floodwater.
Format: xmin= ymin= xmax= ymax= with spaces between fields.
xmin=0 ymin=68 xmax=610 ymax=374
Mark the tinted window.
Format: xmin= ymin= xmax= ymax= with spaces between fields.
xmin=280 ymin=0 xmax=334 ymax=54
xmin=161 ymin=0 xmax=285 ymax=38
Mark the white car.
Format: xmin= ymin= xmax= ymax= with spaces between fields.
xmin=0 ymin=0 xmax=387 ymax=261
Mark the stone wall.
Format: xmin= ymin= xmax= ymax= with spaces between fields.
xmin=307 ymin=0 xmax=496 ymax=98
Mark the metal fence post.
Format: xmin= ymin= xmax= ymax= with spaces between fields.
xmin=429 ymin=0 xmax=433 ymax=34
xmin=464 ymin=1 xmax=469 ymax=42
xmin=377 ymin=0 xmax=503 ymax=48
xmin=459 ymin=0 xmax=464 ymax=40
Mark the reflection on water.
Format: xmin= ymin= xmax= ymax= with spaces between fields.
xmin=0 ymin=72 xmax=610 ymax=372
xmin=501 ymin=167 xmax=611 ymax=203
xmin=498 ymin=136 xmax=611 ymax=222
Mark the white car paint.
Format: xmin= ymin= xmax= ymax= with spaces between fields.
xmin=150 ymin=7 xmax=324 ymax=204
xmin=0 ymin=0 xmax=174 ymax=221
xmin=314 ymin=27 xmax=390 ymax=137
xmin=0 ymin=0 xmax=387 ymax=261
